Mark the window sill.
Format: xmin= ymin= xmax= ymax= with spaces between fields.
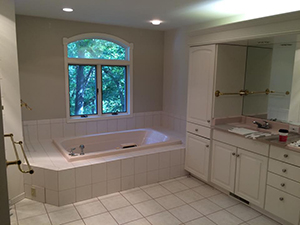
xmin=66 ymin=113 xmax=133 ymax=123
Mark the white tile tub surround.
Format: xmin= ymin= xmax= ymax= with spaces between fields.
xmin=24 ymin=139 xmax=186 ymax=206
xmin=22 ymin=111 xmax=187 ymax=142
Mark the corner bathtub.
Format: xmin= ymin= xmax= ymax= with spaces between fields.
xmin=54 ymin=128 xmax=182 ymax=162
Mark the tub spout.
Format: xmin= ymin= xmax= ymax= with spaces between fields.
xmin=69 ymin=148 xmax=76 ymax=156
xmin=79 ymin=145 xmax=85 ymax=155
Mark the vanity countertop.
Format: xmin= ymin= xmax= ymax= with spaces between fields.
xmin=213 ymin=123 xmax=300 ymax=153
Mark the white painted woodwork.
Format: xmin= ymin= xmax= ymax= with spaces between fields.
xmin=265 ymin=186 xmax=300 ymax=225
xmin=213 ymin=130 xmax=269 ymax=156
xmin=235 ymin=148 xmax=268 ymax=208
xmin=270 ymin=145 xmax=300 ymax=167
xmin=213 ymin=45 xmax=247 ymax=118
xmin=211 ymin=141 xmax=236 ymax=192
xmin=186 ymin=122 xmax=211 ymax=138
xmin=185 ymin=133 xmax=210 ymax=181
xmin=187 ymin=45 xmax=216 ymax=127
xmin=269 ymin=159 xmax=300 ymax=182
xmin=268 ymin=172 xmax=300 ymax=198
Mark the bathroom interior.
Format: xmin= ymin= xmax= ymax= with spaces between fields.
xmin=1 ymin=0 xmax=300 ymax=225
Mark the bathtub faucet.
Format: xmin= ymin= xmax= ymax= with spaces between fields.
xmin=69 ymin=148 xmax=76 ymax=156
xmin=79 ymin=145 xmax=85 ymax=155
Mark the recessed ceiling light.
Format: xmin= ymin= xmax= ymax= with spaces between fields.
xmin=63 ymin=8 xmax=73 ymax=12
xmin=151 ymin=20 xmax=162 ymax=25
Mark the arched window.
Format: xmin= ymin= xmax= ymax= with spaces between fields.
xmin=63 ymin=33 xmax=133 ymax=121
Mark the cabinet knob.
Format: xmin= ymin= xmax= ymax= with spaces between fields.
xmin=206 ymin=145 xmax=209 ymax=148
xmin=236 ymin=154 xmax=240 ymax=157
xmin=284 ymin=154 xmax=289 ymax=158
xmin=281 ymin=183 xmax=286 ymax=187
xmin=282 ymin=169 xmax=287 ymax=173
xmin=195 ymin=128 xmax=198 ymax=132
xmin=232 ymin=153 xmax=236 ymax=156
xmin=207 ymin=120 xmax=210 ymax=123
xmin=279 ymin=197 xmax=284 ymax=201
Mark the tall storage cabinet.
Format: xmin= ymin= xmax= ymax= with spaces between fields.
xmin=187 ymin=45 xmax=216 ymax=127
xmin=185 ymin=45 xmax=216 ymax=181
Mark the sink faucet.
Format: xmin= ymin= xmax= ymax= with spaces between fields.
xmin=253 ymin=121 xmax=271 ymax=129
xmin=79 ymin=144 xmax=85 ymax=155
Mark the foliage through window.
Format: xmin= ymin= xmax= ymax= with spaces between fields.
xmin=65 ymin=35 xmax=131 ymax=118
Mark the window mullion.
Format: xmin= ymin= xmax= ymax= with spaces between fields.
xmin=97 ymin=64 xmax=102 ymax=116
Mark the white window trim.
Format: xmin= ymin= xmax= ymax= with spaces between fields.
xmin=63 ymin=33 xmax=134 ymax=123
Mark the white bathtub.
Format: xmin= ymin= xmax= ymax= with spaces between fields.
xmin=53 ymin=128 xmax=182 ymax=162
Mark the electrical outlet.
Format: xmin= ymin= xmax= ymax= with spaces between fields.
xmin=31 ymin=187 xmax=36 ymax=197
xmin=289 ymin=125 xmax=299 ymax=133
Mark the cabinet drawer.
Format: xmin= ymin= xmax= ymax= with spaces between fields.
xmin=269 ymin=159 xmax=300 ymax=182
xmin=265 ymin=186 xmax=300 ymax=225
xmin=187 ymin=122 xmax=211 ymax=138
xmin=268 ymin=172 xmax=300 ymax=198
xmin=213 ymin=130 xmax=269 ymax=156
xmin=270 ymin=145 xmax=300 ymax=167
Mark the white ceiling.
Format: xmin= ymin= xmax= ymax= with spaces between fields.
xmin=14 ymin=0 xmax=300 ymax=30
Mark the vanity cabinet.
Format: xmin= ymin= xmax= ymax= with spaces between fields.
xmin=185 ymin=132 xmax=210 ymax=181
xmin=211 ymin=130 xmax=268 ymax=208
xmin=187 ymin=45 xmax=216 ymax=127
xmin=265 ymin=145 xmax=300 ymax=225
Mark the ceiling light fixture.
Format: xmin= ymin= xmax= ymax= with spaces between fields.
xmin=63 ymin=8 xmax=73 ymax=12
xmin=151 ymin=20 xmax=162 ymax=25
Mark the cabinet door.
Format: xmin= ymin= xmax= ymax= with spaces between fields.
xmin=187 ymin=45 xmax=216 ymax=127
xmin=185 ymin=132 xmax=210 ymax=181
xmin=211 ymin=141 xmax=236 ymax=192
xmin=235 ymin=148 xmax=268 ymax=208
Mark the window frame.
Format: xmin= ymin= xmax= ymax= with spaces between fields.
xmin=63 ymin=33 xmax=134 ymax=122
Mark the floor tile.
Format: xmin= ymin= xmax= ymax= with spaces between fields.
xmin=99 ymin=193 xmax=130 ymax=211
xmin=121 ymin=188 xmax=152 ymax=204
xmin=155 ymin=194 xmax=185 ymax=210
xmin=62 ymin=220 xmax=85 ymax=225
xmin=142 ymin=185 xmax=171 ymax=198
xmin=124 ymin=218 xmax=151 ymax=225
xmin=134 ymin=200 xmax=165 ymax=216
xmin=146 ymin=211 xmax=181 ymax=225
xmin=175 ymin=189 xmax=204 ymax=203
xmin=16 ymin=202 xmax=47 ymax=220
xmin=190 ymin=199 xmax=222 ymax=215
xmin=208 ymin=193 xmax=239 ymax=208
xmin=110 ymin=205 xmax=143 ymax=224
xmin=48 ymin=207 xmax=81 ymax=225
xmin=169 ymin=204 xmax=203 ymax=223
xmin=160 ymin=180 xmax=189 ymax=193
xmin=193 ymin=185 xmax=220 ymax=198
xmin=207 ymin=210 xmax=243 ymax=225
xmin=18 ymin=214 xmax=51 ymax=225
xmin=84 ymin=212 xmax=118 ymax=225
xmin=247 ymin=215 xmax=282 ymax=225
xmin=16 ymin=199 xmax=40 ymax=208
xmin=44 ymin=203 xmax=74 ymax=213
xmin=226 ymin=204 xmax=261 ymax=221
xmin=178 ymin=177 xmax=204 ymax=188
xmin=75 ymin=199 xmax=107 ymax=218
xmin=185 ymin=217 xmax=217 ymax=225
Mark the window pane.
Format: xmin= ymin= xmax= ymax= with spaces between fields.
xmin=102 ymin=66 xmax=126 ymax=114
xmin=67 ymin=39 xmax=126 ymax=60
xmin=69 ymin=65 xmax=97 ymax=116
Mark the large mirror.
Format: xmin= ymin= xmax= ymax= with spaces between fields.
xmin=231 ymin=34 xmax=300 ymax=124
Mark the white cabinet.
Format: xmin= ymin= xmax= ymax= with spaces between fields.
xmin=211 ymin=140 xmax=268 ymax=208
xmin=235 ymin=149 xmax=268 ymax=208
xmin=187 ymin=45 xmax=216 ymax=127
xmin=185 ymin=133 xmax=210 ymax=181
xmin=211 ymin=141 xmax=236 ymax=192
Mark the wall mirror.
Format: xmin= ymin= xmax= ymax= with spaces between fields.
xmin=228 ymin=33 xmax=300 ymax=124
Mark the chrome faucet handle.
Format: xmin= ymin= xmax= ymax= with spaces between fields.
xmin=79 ymin=145 xmax=85 ymax=155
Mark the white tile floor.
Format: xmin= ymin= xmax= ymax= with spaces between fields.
xmin=11 ymin=176 xmax=282 ymax=225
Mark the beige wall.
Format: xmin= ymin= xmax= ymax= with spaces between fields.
xmin=16 ymin=15 xmax=164 ymax=121
xmin=0 ymin=0 xmax=24 ymax=203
